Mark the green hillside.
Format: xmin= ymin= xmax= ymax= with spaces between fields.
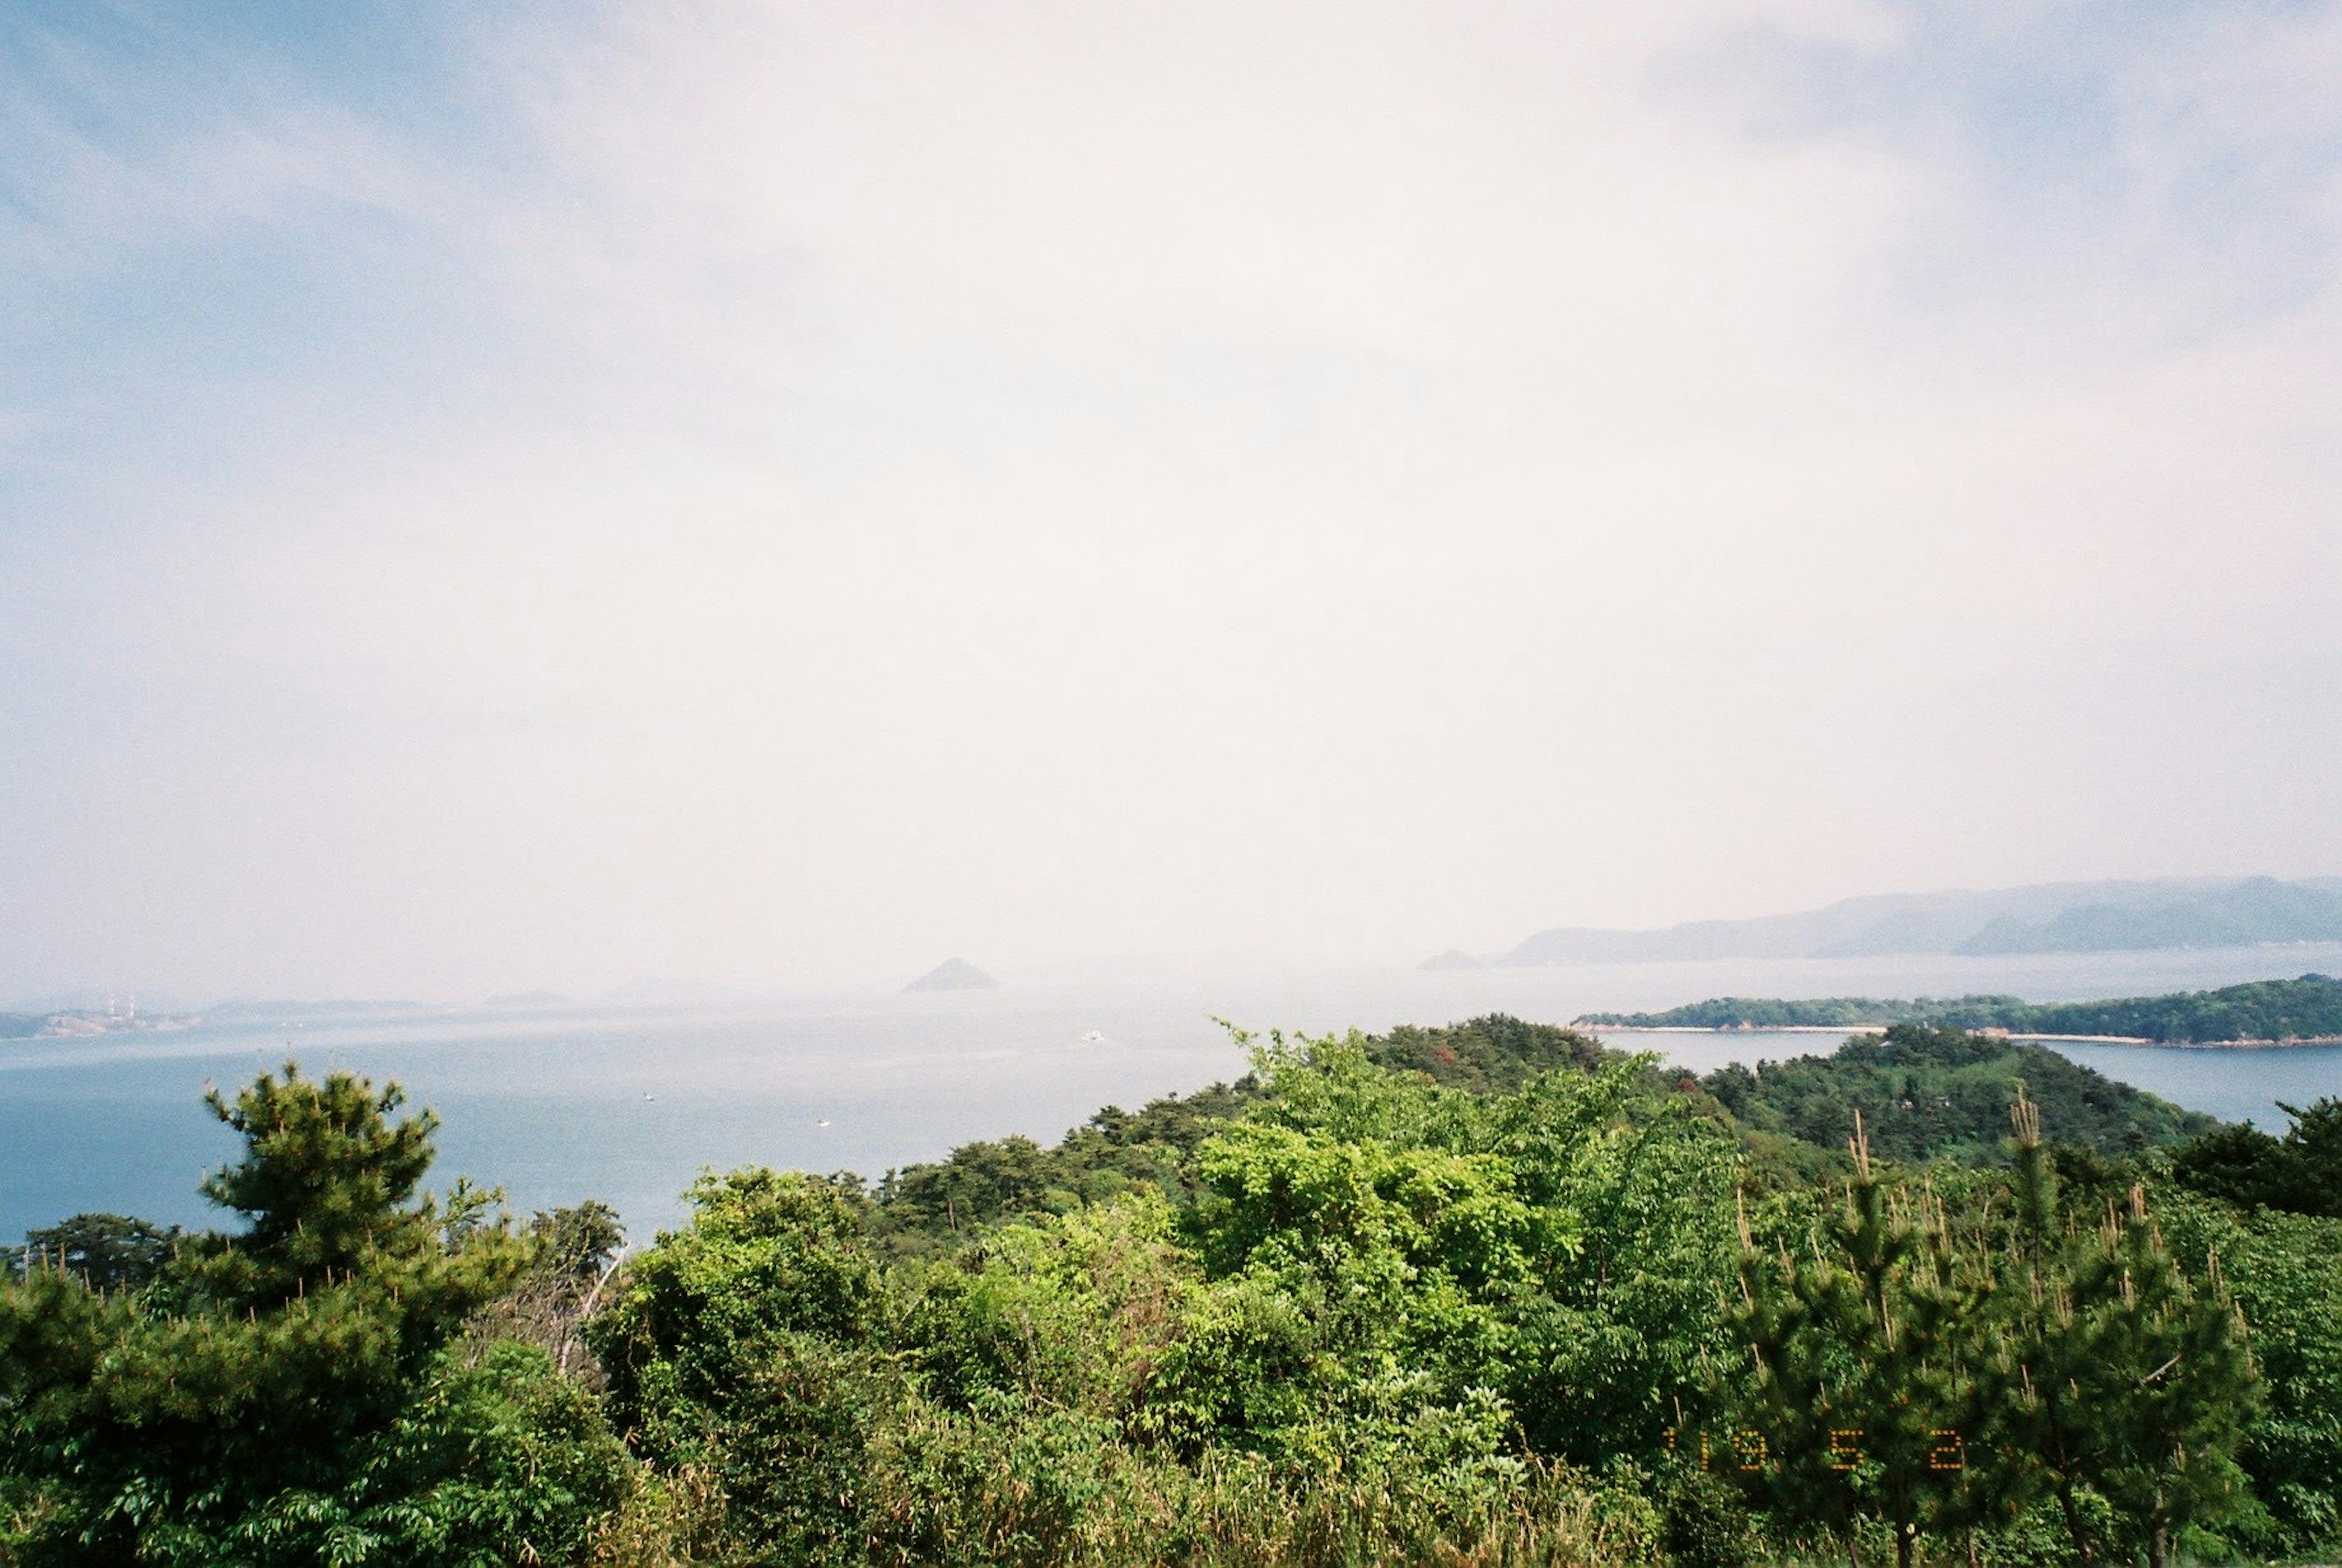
xmin=1699 ymin=1023 xmax=2215 ymax=1164
xmin=1580 ymin=973 xmax=2342 ymax=1044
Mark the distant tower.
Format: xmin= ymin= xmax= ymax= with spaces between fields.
xmin=107 ymin=993 xmax=117 ymax=1020
xmin=127 ymin=993 xmax=137 ymax=1023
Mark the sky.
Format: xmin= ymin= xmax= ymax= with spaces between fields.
xmin=3 ymin=0 xmax=2340 ymax=1001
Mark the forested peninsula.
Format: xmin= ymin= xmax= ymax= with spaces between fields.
xmin=9 ymin=1017 xmax=2342 ymax=1567
xmin=1577 ymin=973 xmax=2342 ymax=1045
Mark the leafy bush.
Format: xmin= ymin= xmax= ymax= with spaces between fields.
xmin=588 ymin=1168 xmax=897 ymax=1562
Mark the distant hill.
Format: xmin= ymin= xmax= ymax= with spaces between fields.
xmin=1581 ymin=995 xmax=2020 ymax=1031
xmin=1578 ymin=975 xmax=2342 ymax=1045
xmin=1958 ymin=878 xmax=2342 ymax=953
xmin=1361 ymin=1015 xmax=2210 ymax=1165
xmin=1700 ymin=1024 xmax=2216 ymax=1164
xmin=1495 ymin=876 xmax=2342 ymax=965
xmin=905 ymin=958 xmax=1000 ymax=993
xmin=1364 ymin=1014 xmax=1617 ymax=1093
xmin=1417 ymin=949 xmax=1484 ymax=971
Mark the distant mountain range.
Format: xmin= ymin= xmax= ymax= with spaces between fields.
xmin=1459 ymin=876 xmax=2342 ymax=968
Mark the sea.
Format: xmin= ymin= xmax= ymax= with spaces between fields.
xmin=7 ymin=943 xmax=2342 ymax=1248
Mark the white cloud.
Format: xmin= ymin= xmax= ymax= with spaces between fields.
xmin=0 ymin=27 xmax=435 ymax=280
xmin=2 ymin=1 xmax=2340 ymax=996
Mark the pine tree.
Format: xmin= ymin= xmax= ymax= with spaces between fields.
xmin=0 ymin=1064 xmax=532 ymax=1563
xmin=1983 ymin=1088 xmax=2113 ymax=1563
xmin=2091 ymin=1185 xmax=2258 ymax=1568
xmin=1728 ymin=1114 xmax=1982 ymax=1568
xmin=1985 ymin=1087 xmax=2260 ymax=1568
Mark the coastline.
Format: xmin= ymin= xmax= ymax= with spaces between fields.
xmin=1585 ymin=1024 xmax=2342 ymax=1050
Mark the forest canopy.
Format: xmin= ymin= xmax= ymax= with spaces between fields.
xmin=5 ymin=1017 xmax=2338 ymax=1567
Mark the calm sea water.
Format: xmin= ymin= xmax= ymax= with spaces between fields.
xmin=7 ymin=943 xmax=2341 ymax=1245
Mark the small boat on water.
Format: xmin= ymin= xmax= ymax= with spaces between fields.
xmin=1082 ymin=1030 xmax=1105 ymax=1043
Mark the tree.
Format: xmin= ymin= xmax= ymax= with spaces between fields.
xmin=1163 ymin=1028 xmax=1739 ymax=1469
xmin=1482 ymin=1054 xmax=1742 ymax=1463
xmin=587 ymin=1167 xmax=893 ymax=1561
xmin=1727 ymin=1114 xmax=1982 ymax=1568
xmin=2172 ymin=1123 xmax=2293 ymax=1212
xmin=0 ymin=1062 xmax=623 ymax=1566
xmin=15 ymin=1214 xmax=179 ymax=1292
xmin=2155 ymin=1194 xmax=2342 ymax=1555
xmin=2089 ymin=1189 xmax=2259 ymax=1568
xmin=529 ymin=1199 xmax=626 ymax=1287
xmin=2172 ymin=1097 xmax=2342 ymax=1219
xmin=1986 ymin=1089 xmax=2261 ymax=1568
xmin=2274 ymin=1098 xmax=2342 ymax=1216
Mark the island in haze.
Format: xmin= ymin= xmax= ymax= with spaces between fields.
xmin=903 ymin=957 xmax=1000 ymax=993
xmin=1417 ymin=948 xmax=1484 ymax=971
xmin=1576 ymin=973 xmax=2342 ymax=1046
xmin=0 ymin=1005 xmax=201 ymax=1040
xmin=1443 ymin=873 xmax=2342 ymax=967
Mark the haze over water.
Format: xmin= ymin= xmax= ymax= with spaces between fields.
xmin=9 ymin=942 xmax=2340 ymax=1246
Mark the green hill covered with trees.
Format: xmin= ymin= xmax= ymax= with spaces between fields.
xmin=1579 ymin=974 xmax=2342 ymax=1044
xmin=1700 ymin=1024 xmax=2216 ymax=1165
xmin=7 ymin=1017 xmax=2340 ymax=1567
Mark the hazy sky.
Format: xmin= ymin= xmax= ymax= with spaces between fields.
xmin=4 ymin=1 xmax=2340 ymax=1000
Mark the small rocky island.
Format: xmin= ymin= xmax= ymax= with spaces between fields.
xmin=903 ymin=958 xmax=1000 ymax=993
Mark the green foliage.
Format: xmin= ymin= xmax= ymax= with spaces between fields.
xmin=2157 ymin=1195 xmax=2342 ymax=1554
xmin=587 ymin=1167 xmax=896 ymax=1561
xmin=2172 ymin=1096 xmax=2342 ymax=1217
xmin=1586 ymin=973 xmax=2342 ymax=1044
xmin=586 ymin=1026 xmax=1735 ymax=1563
xmin=2012 ymin=973 xmax=2342 ymax=1044
xmin=1702 ymin=1024 xmax=2212 ymax=1164
xmin=20 ymin=1018 xmax=2342 ymax=1567
xmin=0 ymin=1062 xmax=625 ymax=1566
xmin=217 ymin=1341 xmax=627 ymax=1567
xmin=895 ymin=1195 xmax=1194 ymax=1425
xmin=846 ymin=1418 xmax=1655 ymax=1568
xmin=1581 ymin=995 xmax=2029 ymax=1030
xmin=1164 ymin=1029 xmax=1743 ymax=1467
xmin=1649 ymin=1465 xmax=1757 ymax=1568
xmin=871 ymin=1082 xmax=1254 ymax=1253
xmin=15 ymin=1212 xmax=180 ymax=1291
xmin=1723 ymin=1086 xmax=2267 ymax=1568
xmin=1359 ymin=1015 xmax=1618 ymax=1094
xmin=1974 ymin=1092 xmax=2260 ymax=1568
xmin=1726 ymin=1115 xmax=1985 ymax=1568
xmin=600 ymin=1170 xmax=1660 ymax=1566
xmin=2082 ymin=1200 xmax=2258 ymax=1568
xmin=532 ymin=1198 xmax=627 ymax=1286
xmin=864 ymin=1018 xmax=1657 ymax=1259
